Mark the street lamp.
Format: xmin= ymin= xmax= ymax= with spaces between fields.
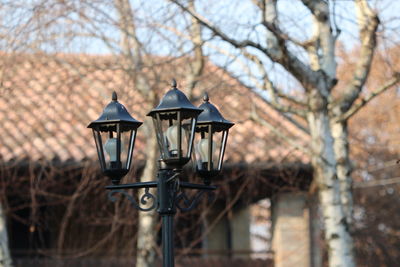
xmin=195 ymin=93 xmax=234 ymax=185
xmin=88 ymin=80 xmax=233 ymax=267
xmin=88 ymin=91 xmax=142 ymax=185
xmin=147 ymin=79 xmax=202 ymax=169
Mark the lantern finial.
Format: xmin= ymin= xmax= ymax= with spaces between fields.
xmin=112 ymin=91 xmax=118 ymax=101
xmin=203 ymin=92 xmax=209 ymax=102
xmin=171 ymin=78 xmax=177 ymax=89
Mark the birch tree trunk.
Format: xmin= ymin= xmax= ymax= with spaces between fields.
xmin=185 ymin=0 xmax=204 ymax=101
xmin=330 ymin=118 xmax=353 ymax=227
xmin=307 ymin=97 xmax=354 ymax=267
xmin=136 ymin=123 xmax=159 ymax=267
xmin=0 ymin=204 xmax=12 ymax=267
xmin=114 ymin=1 xmax=159 ymax=266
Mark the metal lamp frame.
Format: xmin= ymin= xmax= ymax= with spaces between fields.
xmin=195 ymin=93 xmax=234 ymax=184
xmin=88 ymin=92 xmax=142 ymax=184
xmin=88 ymin=81 xmax=232 ymax=267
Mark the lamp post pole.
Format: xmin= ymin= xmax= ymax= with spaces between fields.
xmin=157 ymin=166 xmax=177 ymax=267
xmin=88 ymin=79 xmax=233 ymax=267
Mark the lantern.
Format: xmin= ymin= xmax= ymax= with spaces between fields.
xmin=88 ymin=92 xmax=142 ymax=184
xmin=195 ymin=93 xmax=234 ymax=184
xmin=147 ymin=79 xmax=202 ymax=168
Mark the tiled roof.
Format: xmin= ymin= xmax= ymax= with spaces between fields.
xmin=0 ymin=53 xmax=310 ymax=164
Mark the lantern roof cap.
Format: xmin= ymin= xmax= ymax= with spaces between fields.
xmin=88 ymin=91 xmax=142 ymax=131
xmin=147 ymin=79 xmax=202 ymax=119
xmin=196 ymin=92 xmax=234 ymax=132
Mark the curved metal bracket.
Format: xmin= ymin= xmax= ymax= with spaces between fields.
xmin=175 ymin=189 xmax=215 ymax=212
xmin=108 ymin=187 xmax=157 ymax=212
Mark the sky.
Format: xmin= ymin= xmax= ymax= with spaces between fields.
xmin=1 ymin=0 xmax=399 ymax=93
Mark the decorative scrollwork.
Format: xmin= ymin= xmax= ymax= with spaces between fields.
xmin=108 ymin=187 xmax=157 ymax=212
xmin=175 ymin=189 xmax=214 ymax=212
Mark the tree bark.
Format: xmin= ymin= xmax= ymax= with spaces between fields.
xmin=185 ymin=0 xmax=204 ymax=101
xmin=0 ymin=204 xmax=12 ymax=267
xmin=330 ymin=118 xmax=353 ymax=227
xmin=307 ymin=90 xmax=355 ymax=267
xmin=114 ymin=1 xmax=159 ymax=266
xmin=308 ymin=106 xmax=354 ymax=267
xmin=136 ymin=121 xmax=159 ymax=267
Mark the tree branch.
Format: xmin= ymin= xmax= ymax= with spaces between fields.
xmin=335 ymin=73 xmax=400 ymax=122
xmin=302 ymin=0 xmax=337 ymax=79
xmin=254 ymin=0 xmax=324 ymax=51
xmin=335 ymin=0 xmax=379 ymax=112
xmin=250 ymin=104 xmax=312 ymax=156
xmin=170 ymin=0 xmax=321 ymax=91
xmin=242 ymin=50 xmax=308 ymax=117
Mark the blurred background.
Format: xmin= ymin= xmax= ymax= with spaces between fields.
xmin=0 ymin=0 xmax=399 ymax=266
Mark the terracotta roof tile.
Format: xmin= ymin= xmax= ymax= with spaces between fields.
xmin=0 ymin=53 xmax=310 ymax=165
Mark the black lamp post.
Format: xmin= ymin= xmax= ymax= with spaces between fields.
xmin=88 ymin=80 xmax=233 ymax=267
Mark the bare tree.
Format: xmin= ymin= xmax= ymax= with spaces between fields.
xmin=170 ymin=0 xmax=400 ymax=266
xmin=113 ymin=1 xmax=159 ymax=266
xmin=114 ymin=0 xmax=206 ymax=266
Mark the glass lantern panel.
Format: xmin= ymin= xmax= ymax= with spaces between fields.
xmin=93 ymin=129 xmax=106 ymax=172
xmin=125 ymin=129 xmax=137 ymax=171
xmin=152 ymin=114 xmax=169 ymax=159
xmin=177 ymin=117 xmax=193 ymax=159
xmin=99 ymin=125 xmax=131 ymax=171
xmin=194 ymin=127 xmax=224 ymax=172
xmin=155 ymin=113 xmax=193 ymax=161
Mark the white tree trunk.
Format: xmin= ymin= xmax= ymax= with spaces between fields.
xmin=0 ymin=204 xmax=12 ymax=267
xmin=185 ymin=0 xmax=204 ymax=100
xmin=330 ymin=119 xmax=353 ymax=226
xmin=114 ymin=1 xmax=159 ymax=265
xmin=135 ymin=122 xmax=159 ymax=267
xmin=308 ymin=109 xmax=354 ymax=267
